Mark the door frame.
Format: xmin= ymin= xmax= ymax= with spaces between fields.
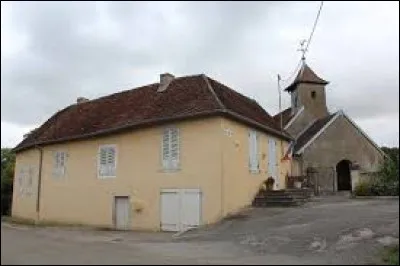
xmin=113 ymin=195 xmax=131 ymax=230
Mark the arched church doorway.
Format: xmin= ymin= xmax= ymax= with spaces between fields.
xmin=336 ymin=160 xmax=352 ymax=191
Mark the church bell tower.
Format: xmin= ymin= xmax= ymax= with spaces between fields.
xmin=284 ymin=63 xmax=329 ymax=120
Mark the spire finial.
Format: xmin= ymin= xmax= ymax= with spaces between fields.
xmin=298 ymin=39 xmax=307 ymax=64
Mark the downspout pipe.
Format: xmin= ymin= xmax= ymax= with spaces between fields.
xmin=35 ymin=145 xmax=44 ymax=220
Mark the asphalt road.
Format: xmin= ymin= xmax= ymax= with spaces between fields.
xmin=1 ymin=197 xmax=398 ymax=265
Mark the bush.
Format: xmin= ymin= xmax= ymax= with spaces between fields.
xmin=1 ymin=148 xmax=15 ymax=216
xmin=354 ymin=181 xmax=374 ymax=196
xmin=382 ymin=245 xmax=399 ymax=265
xmin=354 ymin=157 xmax=399 ymax=196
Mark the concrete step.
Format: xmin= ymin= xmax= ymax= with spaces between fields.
xmin=252 ymin=188 xmax=313 ymax=208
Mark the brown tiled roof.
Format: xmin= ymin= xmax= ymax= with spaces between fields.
xmin=272 ymin=108 xmax=293 ymax=128
xmin=293 ymin=112 xmax=337 ymax=153
xmin=15 ymin=74 xmax=291 ymax=152
xmin=284 ymin=63 xmax=329 ymax=92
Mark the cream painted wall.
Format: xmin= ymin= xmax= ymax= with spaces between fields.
xmin=219 ymin=118 xmax=291 ymax=216
xmin=13 ymin=118 xmax=223 ymax=230
xmin=11 ymin=148 xmax=40 ymax=220
xmin=12 ymin=116 xmax=290 ymax=230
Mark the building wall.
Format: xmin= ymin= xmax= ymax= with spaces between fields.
xmin=11 ymin=148 xmax=41 ymax=220
xmin=12 ymin=117 xmax=224 ymax=230
xmin=300 ymin=114 xmax=384 ymax=192
xmin=219 ymin=118 xmax=291 ymax=215
xmin=12 ymin=116 xmax=291 ymax=230
xmin=286 ymin=109 xmax=316 ymax=138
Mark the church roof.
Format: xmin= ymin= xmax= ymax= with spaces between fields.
xmin=272 ymin=107 xmax=293 ymax=128
xmin=284 ymin=63 xmax=329 ymax=92
xmin=293 ymin=111 xmax=385 ymax=156
xmin=293 ymin=112 xmax=337 ymax=153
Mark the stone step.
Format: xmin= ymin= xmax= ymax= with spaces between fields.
xmin=252 ymin=188 xmax=313 ymax=208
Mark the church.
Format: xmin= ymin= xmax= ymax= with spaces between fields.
xmin=273 ymin=62 xmax=386 ymax=194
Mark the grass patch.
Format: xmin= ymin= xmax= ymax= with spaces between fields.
xmin=3 ymin=216 xmax=93 ymax=229
xmin=3 ymin=216 xmax=36 ymax=225
xmin=382 ymin=245 xmax=399 ymax=265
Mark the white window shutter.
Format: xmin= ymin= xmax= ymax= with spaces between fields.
xmin=108 ymin=147 xmax=116 ymax=176
xmin=162 ymin=127 xmax=180 ymax=170
xmin=256 ymin=134 xmax=259 ymax=170
xmin=249 ymin=130 xmax=258 ymax=172
xmin=162 ymin=128 xmax=171 ymax=169
xmin=98 ymin=146 xmax=116 ymax=177
xmin=99 ymin=147 xmax=108 ymax=176
xmin=170 ymin=128 xmax=180 ymax=169
xmin=62 ymin=152 xmax=66 ymax=175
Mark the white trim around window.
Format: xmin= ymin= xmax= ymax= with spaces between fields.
xmin=98 ymin=144 xmax=117 ymax=179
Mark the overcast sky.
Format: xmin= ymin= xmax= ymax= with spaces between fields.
xmin=1 ymin=1 xmax=399 ymax=148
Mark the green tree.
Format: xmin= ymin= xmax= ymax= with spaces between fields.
xmin=381 ymin=147 xmax=399 ymax=165
xmin=1 ymin=148 xmax=16 ymax=215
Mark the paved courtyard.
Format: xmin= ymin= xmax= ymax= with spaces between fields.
xmin=1 ymin=197 xmax=398 ymax=265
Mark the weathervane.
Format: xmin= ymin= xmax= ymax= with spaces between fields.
xmin=297 ymin=39 xmax=308 ymax=62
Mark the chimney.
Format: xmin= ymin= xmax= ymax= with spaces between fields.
xmin=77 ymin=97 xmax=89 ymax=104
xmin=157 ymin=73 xmax=175 ymax=92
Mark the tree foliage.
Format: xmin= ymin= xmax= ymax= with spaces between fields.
xmin=354 ymin=146 xmax=399 ymax=196
xmin=1 ymin=148 xmax=16 ymax=215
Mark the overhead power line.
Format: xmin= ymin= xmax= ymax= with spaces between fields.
xmin=304 ymin=1 xmax=324 ymax=56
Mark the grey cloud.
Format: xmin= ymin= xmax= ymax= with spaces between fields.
xmin=1 ymin=1 xmax=399 ymax=148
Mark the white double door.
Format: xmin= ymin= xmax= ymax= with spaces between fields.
xmin=160 ymin=188 xmax=201 ymax=232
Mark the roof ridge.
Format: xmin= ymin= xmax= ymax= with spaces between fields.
xmin=72 ymin=74 xmax=206 ymax=107
xmin=202 ymin=74 xmax=226 ymax=111
xmin=206 ymin=77 xmax=264 ymax=110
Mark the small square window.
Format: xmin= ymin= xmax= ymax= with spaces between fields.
xmin=311 ymin=91 xmax=316 ymax=99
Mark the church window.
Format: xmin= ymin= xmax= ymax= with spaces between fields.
xmin=311 ymin=91 xmax=316 ymax=99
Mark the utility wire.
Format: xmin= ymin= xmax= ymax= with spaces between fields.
xmin=279 ymin=59 xmax=303 ymax=83
xmin=279 ymin=1 xmax=324 ymax=84
xmin=304 ymin=1 xmax=324 ymax=55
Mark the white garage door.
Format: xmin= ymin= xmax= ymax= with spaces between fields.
xmin=160 ymin=189 xmax=201 ymax=232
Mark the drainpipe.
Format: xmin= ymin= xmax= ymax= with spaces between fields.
xmin=35 ymin=145 xmax=44 ymax=221
xmin=220 ymin=120 xmax=225 ymax=218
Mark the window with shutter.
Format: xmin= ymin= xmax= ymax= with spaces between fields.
xmin=249 ymin=130 xmax=259 ymax=173
xmin=98 ymin=145 xmax=117 ymax=178
xmin=18 ymin=168 xmax=25 ymax=196
xmin=268 ymin=139 xmax=279 ymax=186
xmin=162 ymin=127 xmax=180 ymax=171
xmin=53 ymin=151 xmax=66 ymax=177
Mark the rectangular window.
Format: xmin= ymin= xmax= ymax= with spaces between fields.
xmin=17 ymin=166 xmax=34 ymax=197
xmin=162 ymin=127 xmax=180 ymax=170
xmin=98 ymin=145 xmax=117 ymax=178
xmin=18 ymin=167 xmax=26 ymax=196
xmin=53 ymin=151 xmax=66 ymax=177
xmin=249 ymin=130 xmax=259 ymax=173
